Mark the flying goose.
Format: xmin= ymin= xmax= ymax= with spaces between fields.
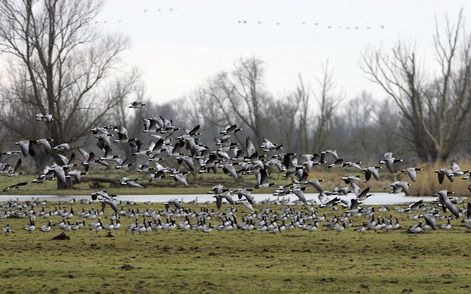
xmin=401 ymin=167 xmax=422 ymax=182
xmin=436 ymin=190 xmax=460 ymax=218
xmin=7 ymin=158 xmax=23 ymax=177
xmin=234 ymin=188 xmax=255 ymax=204
xmin=91 ymin=190 xmax=119 ymax=214
xmin=170 ymin=170 xmax=189 ymax=186
xmin=362 ymin=166 xmax=381 ymax=181
xmin=255 ymin=169 xmax=274 ymax=188
xmin=260 ymin=138 xmax=282 ymax=152
xmin=35 ymin=113 xmax=53 ymax=122
xmin=379 ymin=152 xmax=403 ymax=173
xmin=129 ymin=101 xmax=146 ymax=108
xmin=53 ymin=143 xmax=70 ymax=152
xmin=113 ymin=126 xmax=129 ymax=143
xmin=390 ymin=181 xmax=410 ymax=195
xmin=220 ymin=124 xmax=242 ymax=135
xmin=120 ymin=177 xmax=144 ymax=188
xmin=2 ymin=181 xmax=28 ymax=192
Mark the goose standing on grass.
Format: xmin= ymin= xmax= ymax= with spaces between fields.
xmin=40 ymin=221 xmax=53 ymax=232
xmin=3 ymin=224 xmax=11 ymax=235
xmin=24 ymin=218 xmax=35 ymax=233
xmin=408 ymin=222 xmax=423 ymax=234
xmin=440 ymin=219 xmax=452 ymax=230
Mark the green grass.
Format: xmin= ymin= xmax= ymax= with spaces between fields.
xmin=1 ymin=202 xmax=471 ymax=293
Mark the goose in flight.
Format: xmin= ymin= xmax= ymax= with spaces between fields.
xmin=260 ymin=138 xmax=282 ymax=152
xmin=129 ymin=101 xmax=146 ymax=108
xmin=36 ymin=113 xmax=53 ymax=122
xmin=401 ymin=167 xmax=422 ymax=182
xmin=53 ymin=143 xmax=70 ymax=152
xmin=255 ymin=169 xmax=274 ymax=188
xmin=113 ymin=126 xmax=129 ymax=143
xmin=91 ymin=190 xmax=119 ymax=214
xmin=434 ymin=161 xmax=465 ymax=184
xmin=343 ymin=161 xmax=362 ymax=170
xmin=7 ymin=158 xmax=23 ymax=177
xmin=170 ymin=170 xmax=189 ymax=186
xmin=406 ymin=199 xmax=424 ymax=212
xmin=379 ymin=152 xmax=403 ymax=173
xmin=24 ymin=218 xmax=35 ymax=233
xmin=436 ymin=190 xmax=460 ymax=218
xmin=2 ymin=181 xmax=28 ymax=192
xmin=390 ymin=181 xmax=410 ymax=195
xmin=322 ymin=149 xmax=343 ymax=166
xmin=220 ymin=124 xmax=242 ymax=135
xmin=16 ymin=140 xmax=34 ymax=157
xmin=120 ymin=177 xmax=144 ymax=188
xmin=234 ymin=188 xmax=255 ymax=204
xmin=362 ymin=166 xmax=381 ymax=181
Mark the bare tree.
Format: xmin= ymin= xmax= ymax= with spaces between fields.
xmin=0 ymin=0 xmax=135 ymax=146
xmin=292 ymin=75 xmax=311 ymax=153
xmin=196 ymin=57 xmax=272 ymax=147
xmin=312 ymin=63 xmax=341 ymax=152
xmin=363 ymin=10 xmax=471 ymax=162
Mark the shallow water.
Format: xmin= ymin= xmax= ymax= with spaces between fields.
xmin=0 ymin=193 xmax=437 ymax=205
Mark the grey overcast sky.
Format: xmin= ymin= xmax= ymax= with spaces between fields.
xmin=99 ymin=0 xmax=470 ymax=103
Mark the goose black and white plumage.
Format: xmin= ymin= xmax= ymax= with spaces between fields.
xmin=390 ymin=181 xmax=410 ymax=195
xmin=255 ymin=168 xmax=274 ymax=188
xmin=129 ymin=101 xmax=146 ymax=108
xmin=35 ymin=113 xmax=53 ymax=122
xmin=379 ymin=152 xmax=403 ymax=173
xmin=401 ymin=167 xmax=422 ymax=182
xmin=7 ymin=158 xmax=23 ymax=177
xmin=170 ymin=170 xmax=189 ymax=186
xmin=120 ymin=177 xmax=144 ymax=188
xmin=2 ymin=181 xmax=28 ymax=192
xmin=53 ymin=143 xmax=70 ymax=152
xmin=436 ymin=190 xmax=460 ymax=218
xmin=91 ymin=190 xmax=119 ymax=214
xmin=362 ymin=166 xmax=380 ymax=181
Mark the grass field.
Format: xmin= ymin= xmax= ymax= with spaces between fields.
xmin=0 ymin=201 xmax=471 ymax=293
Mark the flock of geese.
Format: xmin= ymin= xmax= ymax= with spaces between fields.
xmin=1 ymin=101 xmax=471 ymax=235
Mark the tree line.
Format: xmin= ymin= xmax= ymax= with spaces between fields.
xmin=0 ymin=1 xmax=470 ymax=167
